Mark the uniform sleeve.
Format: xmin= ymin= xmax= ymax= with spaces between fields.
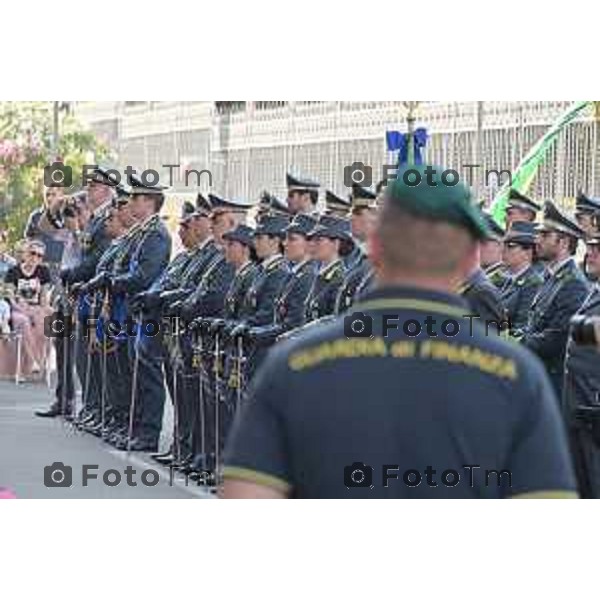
xmin=506 ymin=355 xmax=578 ymax=499
xmin=285 ymin=273 xmax=313 ymax=330
xmin=188 ymin=259 xmax=235 ymax=318
xmin=112 ymin=229 xmax=172 ymax=296
xmin=223 ymin=348 xmax=293 ymax=495
xmin=69 ymin=224 xmax=111 ymax=283
xmin=246 ymin=268 xmax=289 ymax=327
xmin=522 ymin=280 xmax=588 ymax=359
xmin=513 ymin=281 xmax=541 ymax=331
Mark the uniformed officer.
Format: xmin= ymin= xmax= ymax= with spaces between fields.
xmin=36 ymin=167 xmax=115 ymax=419
xmin=505 ymin=188 xmax=541 ymax=227
xmin=110 ymin=177 xmax=172 ymax=452
xmin=155 ymin=197 xmax=238 ymax=469
xmin=222 ymin=164 xmax=577 ymax=499
xmin=216 ymin=224 xmax=259 ymax=461
xmin=521 ymin=200 xmax=589 ymax=398
xmin=286 ymin=172 xmax=319 ymax=215
xmin=335 ymin=185 xmax=378 ymax=314
xmin=304 ymin=216 xmax=348 ymax=322
xmin=190 ymin=216 xmax=288 ymax=480
xmin=170 ymin=198 xmax=256 ymax=474
xmin=77 ymin=190 xmax=139 ymax=440
xmin=134 ymin=199 xmax=217 ymax=464
xmin=574 ymin=192 xmax=600 ymax=281
xmin=480 ymin=213 xmax=509 ymax=289
xmin=77 ymin=193 xmax=134 ymax=437
xmin=325 ymin=190 xmax=351 ymax=218
xmin=563 ymin=233 xmax=600 ymax=498
xmin=574 ymin=192 xmax=600 ymax=239
xmin=257 ymin=191 xmax=291 ymax=222
xmin=68 ymin=168 xmax=117 ymax=418
xmin=500 ymin=222 xmax=544 ymax=335
xmin=232 ymin=214 xmax=290 ymax=377
xmin=248 ymin=214 xmax=318 ymax=344
xmin=458 ymin=259 xmax=507 ymax=328
xmin=208 ymin=193 xmax=254 ymax=249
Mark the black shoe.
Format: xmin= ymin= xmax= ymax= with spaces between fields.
xmin=88 ymin=424 xmax=105 ymax=438
xmin=81 ymin=413 xmax=96 ymax=426
xmin=107 ymin=433 xmax=125 ymax=447
xmin=83 ymin=420 xmax=101 ymax=433
xmin=150 ymin=446 xmax=173 ymax=460
xmin=35 ymin=405 xmax=61 ymax=418
xmin=154 ymin=453 xmax=176 ymax=466
xmin=126 ymin=439 xmax=158 ymax=453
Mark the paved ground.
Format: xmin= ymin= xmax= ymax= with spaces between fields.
xmin=0 ymin=380 xmax=211 ymax=499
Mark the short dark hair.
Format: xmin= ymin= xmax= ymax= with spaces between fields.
xmin=153 ymin=193 xmax=165 ymax=213
xmin=555 ymin=233 xmax=579 ymax=256
xmin=376 ymin=200 xmax=476 ymax=276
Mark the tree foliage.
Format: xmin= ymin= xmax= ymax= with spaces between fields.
xmin=0 ymin=102 xmax=110 ymax=247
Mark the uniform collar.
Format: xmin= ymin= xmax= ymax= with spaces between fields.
xmin=319 ymin=258 xmax=342 ymax=276
xmin=548 ymin=256 xmax=574 ymax=277
xmin=356 ymin=284 xmax=469 ymax=315
xmin=484 ymin=262 xmax=503 ymax=274
xmin=459 ymin=268 xmax=486 ymax=293
xmin=195 ymin=236 xmax=214 ymax=252
xmin=508 ymin=263 xmax=531 ymax=279
xmin=237 ymin=259 xmax=253 ymax=274
xmin=139 ymin=213 xmax=158 ymax=228
xmin=262 ymin=253 xmax=283 ymax=269
xmin=292 ymin=258 xmax=312 ymax=273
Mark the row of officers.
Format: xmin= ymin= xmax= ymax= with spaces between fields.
xmin=36 ymin=168 xmax=600 ymax=496
xmin=37 ymin=169 xmax=380 ymax=480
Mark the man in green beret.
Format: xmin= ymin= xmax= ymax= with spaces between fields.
xmin=221 ymin=164 xmax=577 ymax=500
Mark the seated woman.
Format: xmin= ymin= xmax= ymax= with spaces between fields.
xmin=3 ymin=240 xmax=52 ymax=377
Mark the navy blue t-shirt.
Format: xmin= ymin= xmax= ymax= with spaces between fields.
xmin=224 ymin=286 xmax=578 ymax=499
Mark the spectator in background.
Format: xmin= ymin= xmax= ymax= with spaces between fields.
xmin=4 ymin=240 xmax=52 ymax=374
xmin=24 ymin=187 xmax=70 ymax=279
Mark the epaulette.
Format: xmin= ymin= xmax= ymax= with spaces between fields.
xmin=556 ymin=268 xmax=578 ymax=284
xmin=238 ymin=261 xmax=255 ymax=278
xmin=323 ymin=260 xmax=344 ymax=282
xmin=266 ymin=256 xmax=286 ymax=273
xmin=485 ymin=263 xmax=504 ymax=277
xmin=518 ymin=271 xmax=544 ymax=288
xmin=200 ymin=253 xmax=225 ymax=285
xmin=457 ymin=281 xmax=470 ymax=295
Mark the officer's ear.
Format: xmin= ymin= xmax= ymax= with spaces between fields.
xmin=462 ymin=241 xmax=480 ymax=275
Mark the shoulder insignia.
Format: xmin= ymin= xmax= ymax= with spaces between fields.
xmin=266 ymin=257 xmax=285 ymax=273
xmin=324 ymin=261 xmax=344 ymax=282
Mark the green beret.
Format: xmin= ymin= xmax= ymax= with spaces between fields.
xmin=384 ymin=164 xmax=489 ymax=241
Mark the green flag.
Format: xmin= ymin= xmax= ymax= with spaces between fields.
xmin=490 ymin=100 xmax=592 ymax=227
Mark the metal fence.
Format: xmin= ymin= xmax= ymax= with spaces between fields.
xmin=74 ymin=101 xmax=599 ymax=208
